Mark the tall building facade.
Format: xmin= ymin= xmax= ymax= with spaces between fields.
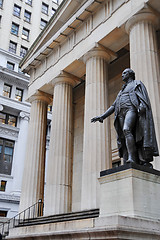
xmin=0 ymin=0 xmax=63 ymax=219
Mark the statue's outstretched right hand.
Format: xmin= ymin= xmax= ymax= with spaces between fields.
xmin=91 ymin=116 xmax=103 ymax=123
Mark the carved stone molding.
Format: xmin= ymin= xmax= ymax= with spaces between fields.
xmin=0 ymin=124 xmax=19 ymax=140
xmin=0 ymin=193 xmax=20 ymax=204
xmin=0 ymin=104 xmax=3 ymax=111
xmin=19 ymin=111 xmax=30 ymax=121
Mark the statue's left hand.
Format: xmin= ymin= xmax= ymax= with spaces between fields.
xmin=138 ymin=104 xmax=146 ymax=115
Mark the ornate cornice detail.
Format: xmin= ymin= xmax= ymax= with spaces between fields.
xmin=0 ymin=124 xmax=19 ymax=139
xmin=0 ymin=105 xmax=3 ymax=111
xmin=0 ymin=193 xmax=20 ymax=203
xmin=19 ymin=111 xmax=30 ymax=121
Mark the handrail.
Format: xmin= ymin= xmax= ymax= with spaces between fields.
xmin=0 ymin=199 xmax=43 ymax=238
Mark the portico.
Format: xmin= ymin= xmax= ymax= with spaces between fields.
xmin=19 ymin=0 xmax=160 ymax=222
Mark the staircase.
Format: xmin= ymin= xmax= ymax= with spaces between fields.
xmin=0 ymin=199 xmax=43 ymax=239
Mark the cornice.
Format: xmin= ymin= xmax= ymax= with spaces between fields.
xmin=0 ymin=124 xmax=19 ymax=140
xmin=0 ymin=193 xmax=20 ymax=204
xmin=0 ymin=68 xmax=29 ymax=88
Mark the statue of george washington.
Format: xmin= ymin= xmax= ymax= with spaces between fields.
xmin=91 ymin=68 xmax=159 ymax=168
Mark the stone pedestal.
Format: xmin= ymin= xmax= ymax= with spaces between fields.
xmin=7 ymin=164 xmax=160 ymax=240
xmin=99 ymin=163 xmax=160 ymax=220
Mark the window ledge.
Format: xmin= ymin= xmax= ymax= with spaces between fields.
xmin=24 ymin=19 xmax=31 ymax=24
xmin=11 ymin=32 xmax=19 ymax=37
xmin=13 ymin=14 xmax=21 ymax=19
xmin=25 ymin=3 xmax=32 ymax=7
xmin=41 ymin=12 xmax=49 ymax=16
xmin=21 ymin=37 xmax=29 ymax=42
xmin=0 ymin=174 xmax=13 ymax=179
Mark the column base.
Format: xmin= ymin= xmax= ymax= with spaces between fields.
xmin=99 ymin=163 xmax=160 ymax=220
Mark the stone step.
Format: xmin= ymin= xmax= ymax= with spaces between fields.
xmin=17 ymin=208 xmax=99 ymax=227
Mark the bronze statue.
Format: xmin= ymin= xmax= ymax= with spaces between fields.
xmin=91 ymin=68 xmax=159 ymax=168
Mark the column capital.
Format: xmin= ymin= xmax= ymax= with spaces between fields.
xmin=19 ymin=111 xmax=30 ymax=121
xmin=83 ymin=43 xmax=117 ymax=63
xmin=52 ymin=71 xmax=81 ymax=87
xmin=28 ymin=90 xmax=52 ymax=105
xmin=125 ymin=8 xmax=159 ymax=34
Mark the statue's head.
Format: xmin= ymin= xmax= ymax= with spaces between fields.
xmin=122 ymin=68 xmax=135 ymax=82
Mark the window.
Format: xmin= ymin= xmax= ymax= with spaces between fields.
xmin=8 ymin=115 xmax=17 ymax=127
xmin=51 ymin=8 xmax=56 ymax=15
xmin=0 ymin=112 xmax=17 ymax=127
xmin=40 ymin=19 xmax=47 ymax=29
xmin=0 ymin=0 xmax=3 ymax=8
xmin=0 ymin=139 xmax=14 ymax=175
xmin=25 ymin=0 xmax=32 ymax=5
xmin=13 ymin=4 xmax=21 ymax=17
xmin=20 ymin=46 xmax=28 ymax=57
xmin=0 ymin=180 xmax=6 ymax=191
xmin=11 ymin=22 xmax=19 ymax=36
xmin=7 ymin=62 xmax=15 ymax=71
xmin=0 ymin=211 xmax=7 ymax=217
xmin=15 ymin=88 xmax=23 ymax=102
xmin=42 ymin=2 xmax=48 ymax=15
xmin=9 ymin=41 xmax=17 ymax=54
xmin=24 ymin=10 xmax=31 ymax=22
xmin=48 ymin=105 xmax=52 ymax=112
xmin=22 ymin=28 xmax=29 ymax=40
xmin=0 ymin=113 xmax=6 ymax=124
xmin=3 ymin=84 xmax=12 ymax=98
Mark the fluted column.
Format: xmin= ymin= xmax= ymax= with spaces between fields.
xmin=126 ymin=9 xmax=160 ymax=169
xmin=12 ymin=112 xmax=29 ymax=196
xmin=81 ymin=44 xmax=116 ymax=210
xmin=44 ymin=72 xmax=77 ymax=216
xmin=19 ymin=91 xmax=51 ymax=213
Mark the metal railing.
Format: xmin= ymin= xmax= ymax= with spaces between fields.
xmin=0 ymin=199 xmax=43 ymax=238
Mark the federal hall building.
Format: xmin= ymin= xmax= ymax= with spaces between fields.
xmin=6 ymin=0 xmax=160 ymax=239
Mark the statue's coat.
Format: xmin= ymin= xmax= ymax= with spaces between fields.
xmin=113 ymin=80 xmax=159 ymax=162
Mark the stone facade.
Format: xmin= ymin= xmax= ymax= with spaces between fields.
xmin=7 ymin=0 xmax=160 ymax=238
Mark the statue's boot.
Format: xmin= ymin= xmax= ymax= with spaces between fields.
xmin=124 ymin=129 xmax=137 ymax=163
xmin=143 ymin=162 xmax=153 ymax=168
